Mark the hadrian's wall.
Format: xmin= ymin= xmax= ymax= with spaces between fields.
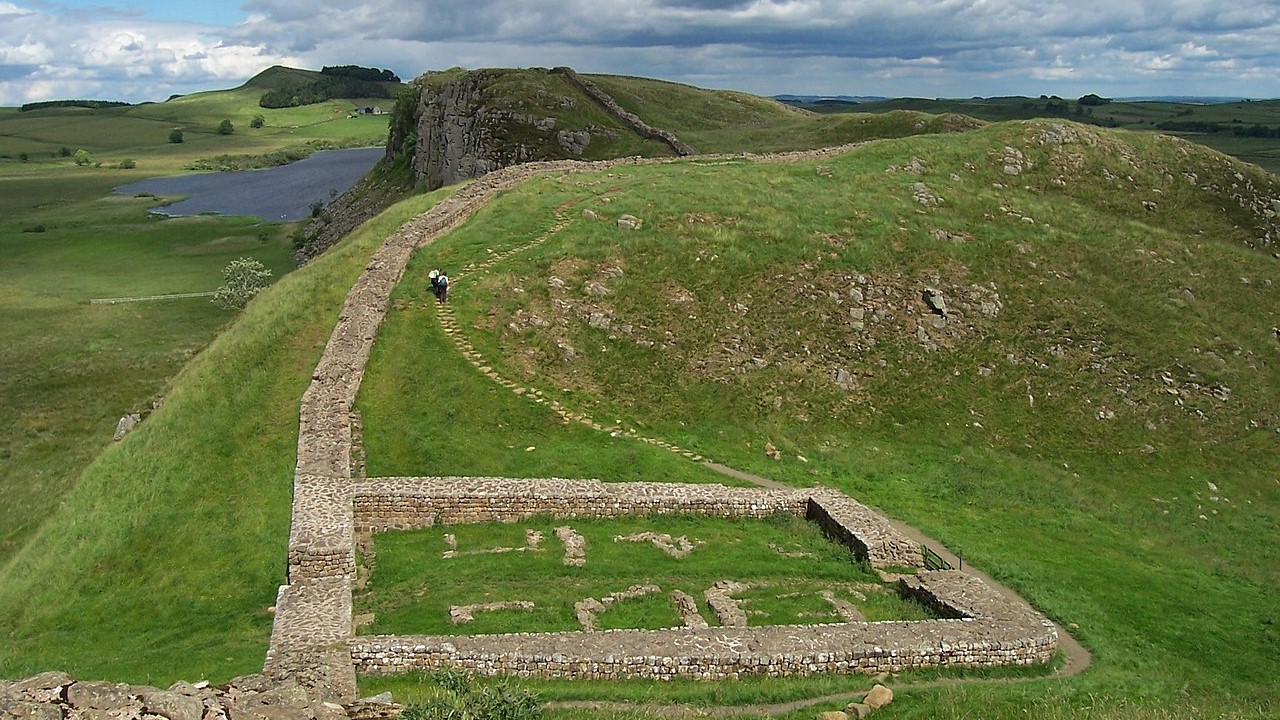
xmin=266 ymin=146 xmax=1061 ymax=701
xmin=351 ymin=570 xmax=1057 ymax=680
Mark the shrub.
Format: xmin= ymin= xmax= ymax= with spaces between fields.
xmin=212 ymin=257 xmax=272 ymax=310
xmin=400 ymin=670 xmax=540 ymax=720
xmin=118 ymin=159 xmax=136 ymax=169
xmin=59 ymin=146 xmax=71 ymax=157
xmin=19 ymin=152 xmax=29 ymax=162
xmin=22 ymin=224 xmax=46 ymax=233
xmin=73 ymin=149 xmax=92 ymax=166
xmin=169 ymin=129 xmax=184 ymax=144
xmin=250 ymin=115 xmax=265 ymax=129
xmin=217 ymin=119 xmax=235 ymax=135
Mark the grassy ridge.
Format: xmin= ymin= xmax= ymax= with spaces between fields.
xmin=355 ymin=120 xmax=1279 ymax=716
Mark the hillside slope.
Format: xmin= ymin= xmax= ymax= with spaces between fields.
xmin=363 ymin=119 xmax=1280 ymax=716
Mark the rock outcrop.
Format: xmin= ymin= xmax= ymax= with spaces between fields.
xmin=384 ymin=68 xmax=694 ymax=194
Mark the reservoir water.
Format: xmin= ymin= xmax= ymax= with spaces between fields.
xmin=115 ymin=147 xmax=384 ymax=222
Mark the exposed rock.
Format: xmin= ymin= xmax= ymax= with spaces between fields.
xmin=557 ymin=130 xmax=591 ymax=155
xmin=617 ymin=214 xmax=643 ymax=231
xmin=834 ymin=368 xmax=855 ymax=391
xmin=3 ymin=702 xmax=63 ymax=720
xmin=764 ymin=442 xmax=782 ymax=460
xmin=817 ymin=712 xmax=848 ymax=720
xmin=864 ymin=684 xmax=894 ymax=710
xmin=581 ymin=209 xmax=598 ymax=220
xmin=137 ymin=690 xmax=204 ymax=720
xmin=845 ymin=703 xmax=872 ymax=719
xmin=113 ymin=413 xmax=141 ymax=441
xmin=922 ymin=288 xmax=947 ymax=315
xmin=66 ymin=682 xmax=135 ymax=712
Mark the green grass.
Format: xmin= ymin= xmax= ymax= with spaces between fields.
xmin=0 ymin=188 xmax=453 ymax=684
xmin=816 ymin=96 xmax=1280 ymax=174
xmin=355 ymin=120 xmax=1280 ymax=717
xmin=356 ymin=514 xmax=929 ymax=636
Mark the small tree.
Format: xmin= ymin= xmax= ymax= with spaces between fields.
xmin=250 ymin=114 xmax=265 ymax=129
xmin=217 ymin=119 xmax=234 ymax=135
xmin=212 ymin=257 xmax=272 ymax=310
xmin=73 ymin=149 xmax=92 ymax=166
xmin=168 ymin=128 xmax=184 ymax=144
xmin=59 ymin=146 xmax=72 ymax=157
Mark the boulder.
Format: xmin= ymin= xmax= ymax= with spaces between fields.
xmin=2 ymin=701 xmax=63 ymax=720
xmin=138 ymin=690 xmax=204 ymax=720
xmin=9 ymin=673 xmax=73 ymax=696
xmin=617 ymin=215 xmax=643 ymax=231
xmin=844 ymin=703 xmax=872 ymax=719
xmin=66 ymin=682 xmax=136 ymax=712
xmin=922 ymin=288 xmax=947 ymax=315
xmin=817 ymin=712 xmax=848 ymax=720
xmin=113 ymin=413 xmax=141 ymax=441
xmin=864 ymin=684 xmax=894 ymax=710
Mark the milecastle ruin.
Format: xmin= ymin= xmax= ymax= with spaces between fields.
xmin=267 ymin=151 xmax=1059 ymax=702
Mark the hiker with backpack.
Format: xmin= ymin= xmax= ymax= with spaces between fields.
xmin=435 ymin=270 xmax=449 ymax=304
xmin=429 ymin=269 xmax=441 ymax=302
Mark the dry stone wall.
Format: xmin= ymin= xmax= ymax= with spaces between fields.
xmin=551 ymin=67 xmax=697 ymax=157
xmin=349 ymin=477 xmax=920 ymax=570
xmin=264 ymin=145 xmax=1059 ymax=699
xmin=352 ymin=571 xmax=1056 ymax=680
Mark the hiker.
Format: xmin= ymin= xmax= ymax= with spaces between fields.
xmin=429 ymin=269 xmax=441 ymax=301
xmin=436 ymin=270 xmax=449 ymax=304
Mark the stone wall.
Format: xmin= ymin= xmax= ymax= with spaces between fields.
xmin=349 ymin=477 xmax=921 ymax=570
xmin=351 ymin=570 xmax=1057 ymax=680
xmin=551 ymin=67 xmax=697 ymax=157
xmin=266 ymin=147 xmax=1059 ymax=699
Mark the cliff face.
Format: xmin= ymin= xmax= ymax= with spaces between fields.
xmin=384 ymin=68 xmax=692 ymax=193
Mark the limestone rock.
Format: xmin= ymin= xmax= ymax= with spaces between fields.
xmin=817 ymin=712 xmax=848 ymax=720
xmin=113 ymin=413 xmax=141 ymax=441
xmin=834 ymin=368 xmax=855 ymax=391
xmin=864 ymin=684 xmax=894 ymax=710
xmin=2 ymin=701 xmax=63 ymax=720
xmin=138 ymin=691 xmax=203 ymax=720
xmin=617 ymin=215 xmax=643 ymax=231
xmin=10 ymin=673 xmax=74 ymax=695
xmin=764 ymin=442 xmax=782 ymax=460
xmin=66 ymin=682 xmax=135 ymax=712
xmin=922 ymin=288 xmax=947 ymax=315
xmin=845 ymin=703 xmax=872 ymax=719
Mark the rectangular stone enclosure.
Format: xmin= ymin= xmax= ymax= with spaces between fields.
xmin=338 ymin=478 xmax=1058 ymax=680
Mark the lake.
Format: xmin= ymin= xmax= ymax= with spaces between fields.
xmin=115 ymin=147 xmax=385 ymax=222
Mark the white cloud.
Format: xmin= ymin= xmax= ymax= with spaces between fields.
xmin=1 ymin=0 xmax=1279 ymax=103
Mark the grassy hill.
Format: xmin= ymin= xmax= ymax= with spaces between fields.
xmin=1 ymin=66 xmax=1278 ymax=719
xmin=358 ymin=119 xmax=1280 ymax=717
xmin=799 ymin=95 xmax=1280 ymax=174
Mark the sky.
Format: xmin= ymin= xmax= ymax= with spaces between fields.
xmin=2 ymin=0 xmax=1280 ymax=106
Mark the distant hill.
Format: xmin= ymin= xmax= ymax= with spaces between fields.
xmin=240 ymin=65 xmax=404 ymax=109
xmin=773 ymin=94 xmax=888 ymax=104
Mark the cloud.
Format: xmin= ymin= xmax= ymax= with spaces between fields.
xmin=1 ymin=0 xmax=1279 ymax=104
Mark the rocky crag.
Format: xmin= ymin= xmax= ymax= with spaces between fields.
xmin=385 ymin=68 xmax=692 ymax=193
